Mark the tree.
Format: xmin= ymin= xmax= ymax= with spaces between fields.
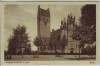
xmin=24 ymin=44 xmax=31 ymax=55
xmin=72 ymin=26 xmax=83 ymax=60
xmin=8 ymin=25 xmax=30 ymax=56
xmin=80 ymin=5 xmax=96 ymax=27
xmin=33 ymin=37 xmax=43 ymax=58
xmin=80 ymin=5 xmax=96 ymax=57
xmin=80 ymin=4 xmax=96 ymax=43
xmin=72 ymin=4 xmax=96 ymax=60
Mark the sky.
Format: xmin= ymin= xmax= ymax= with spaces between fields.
xmin=4 ymin=3 xmax=85 ymax=51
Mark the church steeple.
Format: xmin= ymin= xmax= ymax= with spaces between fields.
xmin=38 ymin=5 xmax=40 ymax=16
xmin=47 ymin=8 xmax=50 ymax=16
xmin=47 ymin=8 xmax=49 ymax=11
xmin=38 ymin=5 xmax=40 ymax=9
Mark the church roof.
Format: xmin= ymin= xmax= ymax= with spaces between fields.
xmin=50 ymin=29 xmax=61 ymax=43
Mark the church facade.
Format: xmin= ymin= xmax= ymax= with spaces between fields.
xmin=50 ymin=15 xmax=80 ymax=53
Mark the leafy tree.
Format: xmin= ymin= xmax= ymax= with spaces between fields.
xmin=80 ymin=4 xmax=96 ymax=43
xmin=80 ymin=5 xmax=96 ymax=27
xmin=72 ymin=26 xmax=83 ymax=60
xmin=73 ymin=5 xmax=96 ymax=43
xmin=33 ymin=37 xmax=43 ymax=57
xmin=72 ymin=4 xmax=96 ymax=60
xmin=8 ymin=25 xmax=30 ymax=55
xmin=24 ymin=44 xmax=31 ymax=55
xmin=80 ymin=5 xmax=96 ymax=57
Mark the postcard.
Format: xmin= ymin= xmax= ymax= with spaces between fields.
xmin=0 ymin=1 xmax=99 ymax=65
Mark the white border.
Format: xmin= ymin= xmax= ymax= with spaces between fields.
xmin=1 ymin=0 xmax=99 ymax=2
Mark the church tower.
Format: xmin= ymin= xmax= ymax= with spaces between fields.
xmin=37 ymin=5 xmax=50 ymax=38
xmin=37 ymin=5 xmax=50 ymax=52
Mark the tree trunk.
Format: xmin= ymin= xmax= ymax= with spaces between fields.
xmin=61 ymin=46 xmax=63 ymax=54
xmin=79 ymin=47 xmax=81 ymax=61
xmin=55 ymin=44 xmax=57 ymax=56
xmin=90 ymin=49 xmax=93 ymax=59
xmin=63 ymin=46 xmax=65 ymax=54
xmin=9 ymin=51 xmax=12 ymax=59
xmin=37 ymin=46 xmax=39 ymax=58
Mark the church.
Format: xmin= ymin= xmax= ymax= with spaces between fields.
xmin=37 ymin=5 xmax=80 ymax=54
xmin=50 ymin=15 xmax=80 ymax=54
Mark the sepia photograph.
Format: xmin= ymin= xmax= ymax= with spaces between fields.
xmin=1 ymin=2 xmax=99 ymax=64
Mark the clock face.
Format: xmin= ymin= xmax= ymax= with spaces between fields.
xmin=40 ymin=16 xmax=49 ymax=26
xmin=44 ymin=21 xmax=47 ymax=26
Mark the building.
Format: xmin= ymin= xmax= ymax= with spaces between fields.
xmin=50 ymin=14 xmax=80 ymax=53
xmin=37 ymin=5 xmax=80 ymax=53
xmin=37 ymin=5 xmax=50 ymax=52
